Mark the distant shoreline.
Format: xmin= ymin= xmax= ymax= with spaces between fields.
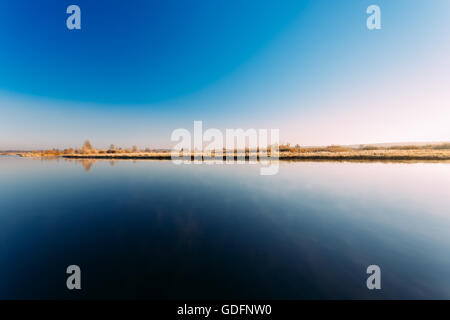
xmin=10 ymin=149 xmax=450 ymax=162
xmin=3 ymin=142 xmax=450 ymax=162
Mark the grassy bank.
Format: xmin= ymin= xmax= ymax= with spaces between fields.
xmin=10 ymin=141 xmax=450 ymax=162
xmin=15 ymin=148 xmax=450 ymax=162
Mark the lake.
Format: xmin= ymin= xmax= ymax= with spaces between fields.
xmin=1 ymin=156 xmax=450 ymax=299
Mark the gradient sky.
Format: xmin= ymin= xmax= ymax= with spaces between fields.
xmin=0 ymin=0 xmax=449 ymax=150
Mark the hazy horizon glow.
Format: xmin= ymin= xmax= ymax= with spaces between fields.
xmin=1 ymin=0 xmax=449 ymax=150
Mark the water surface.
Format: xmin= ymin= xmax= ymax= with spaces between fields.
xmin=1 ymin=157 xmax=450 ymax=299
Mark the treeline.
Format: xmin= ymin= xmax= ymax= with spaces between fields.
xmin=278 ymin=144 xmax=354 ymax=153
xmin=357 ymin=143 xmax=450 ymax=151
xmin=28 ymin=141 xmax=450 ymax=156
xmin=278 ymin=143 xmax=450 ymax=153
xmin=32 ymin=140 xmax=153 ymax=156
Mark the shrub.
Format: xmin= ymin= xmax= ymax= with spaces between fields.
xmin=359 ymin=145 xmax=380 ymax=150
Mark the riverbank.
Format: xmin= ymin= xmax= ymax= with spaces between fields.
xmin=13 ymin=148 xmax=450 ymax=162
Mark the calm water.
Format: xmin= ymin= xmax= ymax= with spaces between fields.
xmin=1 ymin=156 xmax=450 ymax=299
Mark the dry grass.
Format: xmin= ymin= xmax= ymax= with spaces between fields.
xmin=279 ymin=143 xmax=450 ymax=160
xmin=56 ymin=148 xmax=450 ymax=161
xmin=279 ymin=148 xmax=450 ymax=161
xmin=14 ymin=143 xmax=450 ymax=162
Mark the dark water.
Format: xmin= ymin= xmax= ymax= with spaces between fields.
xmin=1 ymin=156 xmax=450 ymax=299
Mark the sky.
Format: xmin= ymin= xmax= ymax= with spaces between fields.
xmin=0 ymin=0 xmax=449 ymax=150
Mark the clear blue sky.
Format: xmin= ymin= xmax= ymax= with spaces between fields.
xmin=0 ymin=0 xmax=449 ymax=149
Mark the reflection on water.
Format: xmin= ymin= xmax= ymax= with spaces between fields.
xmin=37 ymin=157 xmax=121 ymax=172
xmin=1 ymin=156 xmax=450 ymax=299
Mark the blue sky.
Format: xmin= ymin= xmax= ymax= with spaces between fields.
xmin=0 ymin=0 xmax=449 ymax=149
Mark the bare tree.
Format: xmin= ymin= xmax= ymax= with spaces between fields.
xmin=83 ymin=140 xmax=93 ymax=150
